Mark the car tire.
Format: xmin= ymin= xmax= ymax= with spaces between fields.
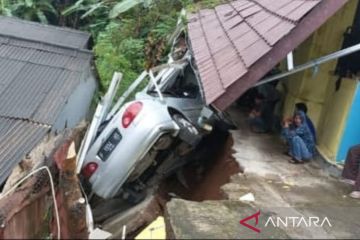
xmin=172 ymin=114 xmax=201 ymax=146
xmin=215 ymin=111 xmax=238 ymax=131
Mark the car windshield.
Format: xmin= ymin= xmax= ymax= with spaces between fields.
xmin=147 ymin=64 xmax=199 ymax=99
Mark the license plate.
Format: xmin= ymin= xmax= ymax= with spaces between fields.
xmin=98 ymin=129 xmax=122 ymax=161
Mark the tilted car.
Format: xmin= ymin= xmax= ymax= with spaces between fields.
xmin=80 ymin=50 xmax=232 ymax=202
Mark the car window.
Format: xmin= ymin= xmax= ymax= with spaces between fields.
xmin=161 ymin=65 xmax=200 ymax=99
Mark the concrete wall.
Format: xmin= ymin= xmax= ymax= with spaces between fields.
xmin=282 ymin=0 xmax=358 ymax=163
xmin=53 ymin=67 xmax=97 ymax=131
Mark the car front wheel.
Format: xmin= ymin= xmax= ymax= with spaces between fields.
xmin=172 ymin=114 xmax=201 ymax=146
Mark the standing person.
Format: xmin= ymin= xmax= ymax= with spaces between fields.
xmin=282 ymin=111 xmax=315 ymax=163
xmin=295 ymin=102 xmax=317 ymax=143
xmin=341 ymin=145 xmax=360 ymax=199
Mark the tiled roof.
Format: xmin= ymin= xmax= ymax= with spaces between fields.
xmin=0 ymin=18 xmax=93 ymax=185
xmin=188 ymin=0 xmax=348 ymax=110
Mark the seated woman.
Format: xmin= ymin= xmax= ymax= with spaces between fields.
xmin=341 ymin=144 xmax=360 ymax=199
xmin=282 ymin=111 xmax=315 ymax=164
xmin=295 ymin=102 xmax=317 ymax=143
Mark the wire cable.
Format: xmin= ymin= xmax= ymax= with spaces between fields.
xmin=0 ymin=166 xmax=60 ymax=240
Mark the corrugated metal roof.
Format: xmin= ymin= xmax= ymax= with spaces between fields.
xmin=0 ymin=41 xmax=92 ymax=124
xmin=33 ymin=71 xmax=83 ymax=124
xmin=0 ymin=16 xmax=91 ymax=49
xmin=0 ymin=117 xmax=50 ymax=184
xmin=188 ymin=0 xmax=348 ymax=110
xmin=0 ymin=19 xmax=94 ymax=186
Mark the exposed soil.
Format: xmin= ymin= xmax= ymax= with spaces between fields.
xmin=100 ymin=128 xmax=243 ymax=239
xmin=188 ymin=136 xmax=242 ymax=201
xmin=157 ymin=128 xmax=242 ymax=204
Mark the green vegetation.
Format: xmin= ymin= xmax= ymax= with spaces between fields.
xmin=84 ymin=0 xmax=183 ymax=96
xmin=0 ymin=0 xmax=221 ymax=97
xmin=185 ymin=0 xmax=227 ymax=13
xmin=0 ymin=0 xmax=58 ymax=23
xmin=0 ymin=1 xmax=84 ymax=27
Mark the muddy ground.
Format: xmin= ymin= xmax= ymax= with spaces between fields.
xmin=159 ymin=128 xmax=242 ymax=202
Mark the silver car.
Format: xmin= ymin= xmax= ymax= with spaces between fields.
xmin=81 ymin=55 xmax=219 ymax=201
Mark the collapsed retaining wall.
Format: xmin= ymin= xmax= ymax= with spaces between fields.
xmin=0 ymin=126 xmax=88 ymax=239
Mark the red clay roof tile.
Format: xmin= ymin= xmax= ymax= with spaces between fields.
xmin=251 ymin=14 xmax=282 ymax=37
xmin=241 ymin=5 xmax=262 ymax=18
xmin=277 ymin=1 xmax=306 ymax=17
xmin=188 ymin=0 xmax=347 ymax=109
xmin=247 ymin=11 xmax=271 ymax=26
xmin=241 ymin=39 xmax=271 ymax=66
xmin=227 ymin=22 xmax=251 ymax=40
xmin=220 ymin=61 xmax=247 ymax=87
xmin=233 ymin=1 xmax=255 ymax=12
xmin=264 ymin=21 xmax=295 ymax=45
xmin=258 ymin=0 xmax=293 ymax=12
xmin=287 ymin=1 xmax=321 ymax=21
xmin=233 ymin=30 xmax=261 ymax=52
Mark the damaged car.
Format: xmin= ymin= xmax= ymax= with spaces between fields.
xmin=80 ymin=40 xmax=234 ymax=203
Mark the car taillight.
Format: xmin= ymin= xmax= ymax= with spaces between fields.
xmin=122 ymin=101 xmax=143 ymax=128
xmin=82 ymin=162 xmax=98 ymax=179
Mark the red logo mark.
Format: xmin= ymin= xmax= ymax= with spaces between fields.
xmin=239 ymin=211 xmax=261 ymax=233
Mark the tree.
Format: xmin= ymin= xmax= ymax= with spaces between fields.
xmin=0 ymin=0 xmax=17 ymax=16
xmin=9 ymin=0 xmax=58 ymax=24
xmin=62 ymin=0 xmax=153 ymax=20
xmin=109 ymin=0 xmax=153 ymax=18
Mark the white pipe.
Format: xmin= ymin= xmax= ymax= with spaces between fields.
xmin=76 ymin=72 xmax=122 ymax=172
xmin=121 ymin=225 xmax=126 ymax=240
xmin=76 ymin=102 xmax=104 ymax=173
xmin=107 ymin=71 xmax=148 ymax=120
xmin=149 ymin=70 xmax=164 ymax=102
xmin=287 ymin=51 xmax=294 ymax=71
xmin=255 ymin=42 xmax=360 ymax=87
xmin=101 ymin=72 xmax=122 ymax=123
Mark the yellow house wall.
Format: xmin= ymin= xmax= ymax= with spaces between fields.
xmin=317 ymin=78 xmax=357 ymax=161
xmin=282 ymin=0 xmax=358 ymax=162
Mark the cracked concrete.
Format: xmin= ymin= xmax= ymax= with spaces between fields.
xmin=166 ymin=108 xmax=360 ymax=239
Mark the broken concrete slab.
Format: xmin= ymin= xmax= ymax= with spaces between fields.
xmin=101 ymin=191 xmax=162 ymax=239
xmin=165 ymin=199 xmax=290 ymax=239
xmin=219 ymin=109 xmax=360 ymax=239
xmin=89 ymin=228 xmax=112 ymax=239
xmin=135 ymin=216 xmax=166 ymax=239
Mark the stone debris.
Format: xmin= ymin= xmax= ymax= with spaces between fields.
xmin=239 ymin=193 xmax=255 ymax=203
xmin=89 ymin=228 xmax=112 ymax=239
